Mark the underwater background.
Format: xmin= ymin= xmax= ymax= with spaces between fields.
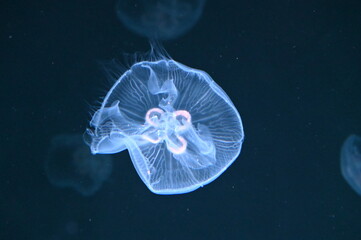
xmin=1 ymin=0 xmax=361 ymax=239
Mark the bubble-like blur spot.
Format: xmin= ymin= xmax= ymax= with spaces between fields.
xmin=341 ymin=134 xmax=361 ymax=196
xmin=45 ymin=134 xmax=112 ymax=196
xmin=116 ymin=0 xmax=206 ymax=40
xmin=65 ymin=220 xmax=79 ymax=235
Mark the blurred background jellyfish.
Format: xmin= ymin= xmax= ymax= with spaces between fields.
xmin=340 ymin=134 xmax=361 ymax=196
xmin=45 ymin=134 xmax=112 ymax=196
xmin=85 ymin=47 xmax=244 ymax=195
xmin=116 ymin=0 xmax=206 ymax=40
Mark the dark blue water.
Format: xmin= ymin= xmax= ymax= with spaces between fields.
xmin=1 ymin=0 xmax=361 ymax=239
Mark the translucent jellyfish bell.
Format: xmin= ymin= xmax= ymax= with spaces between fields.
xmin=45 ymin=134 xmax=113 ymax=196
xmin=85 ymin=48 xmax=244 ymax=194
xmin=116 ymin=0 xmax=206 ymax=40
xmin=341 ymin=134 xmax=361 ymax=196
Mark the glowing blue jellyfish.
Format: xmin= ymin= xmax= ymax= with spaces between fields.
xmin=45 ymin=134 xmax=112 ymax=196
xmin=116 ymin=0 xmax=206 ymax=40
xmin=85 ymin=49 xmax=244 ymax=194
xmin=341 ymin=134 xmax=361 ymax=196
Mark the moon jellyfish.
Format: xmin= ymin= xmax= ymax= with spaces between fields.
xmin=116 ymin=0 xmax=206 ymax=40
xmin=45 ymin=134 xmax=112 ymax=196
xmin=85 ymin=48 xmax=244 ymax=194
xmin=341 ymin=134 xmax=361 ymax=196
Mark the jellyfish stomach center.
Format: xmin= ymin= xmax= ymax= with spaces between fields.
xmin=142 ymin=108 xmax=191 ymax=154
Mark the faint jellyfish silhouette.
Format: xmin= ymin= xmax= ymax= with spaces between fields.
xmin=85 ymin=46 xmax=244 ymax=194
xmin=45 ymin=134 xmax=112 ymax=196
xmin=48 ymin=220 xmax=79 ymax=240
xmin=340 ymin=134 xmax=361 ymax=196
xmin=116 ymin=0 xmax=206 ymax=40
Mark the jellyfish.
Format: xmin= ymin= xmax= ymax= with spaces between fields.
xmin=85 ymin=47 xmax=244 ymax=195
xmin=116 ymin=0 xmax=206 ymax=40
xmin=45 ymin=134 xmax=112 ymax=196
xmin=341 ymin=134 xmax=361 ymax=196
